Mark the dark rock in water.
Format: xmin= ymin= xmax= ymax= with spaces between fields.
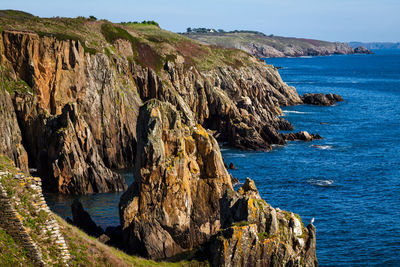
xmin=354 ymin=46 xmax=373 ymax=54
xmin=273 ymin=118 xmax=295 ymax=131
xmin=228 ymin=162 xmax=236 ymax=169
xmin=284 ymin=131 xmax=322 ymax=141
xmin=302 ymin=93 xmax=343 ymax=106
xmin=71 ymin=199 xmax=104 ymax=237
xmin=261 ymin=125 xmax=286 ymax=145
xmin=207 ymin=178 xmax=318 ymax=266
xmin=230 ymin=175 xmax=239 ymax=186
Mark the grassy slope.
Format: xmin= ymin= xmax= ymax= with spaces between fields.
xmin=0 ymin=10 xmax=257 ymax=72
xmin=0 ymin=154 xmax=204 ymax=266
xmin=185 ymin=32 xmax=337 ymax=53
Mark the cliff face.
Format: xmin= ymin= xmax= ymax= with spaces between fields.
xmin=119 ymin=100 xmax=318 ymax=264
xmin=0 ymin=22 xmax=302 ymax=193
xmin=0 ymin=13 xmax=319 ymax=265
xmin=0 ymin=83 xmax=28 ymax=172
xmin=119 ymin=99 xmax=233 ymax=259
xmin=0 ymin=30 xmax=140 ymax=194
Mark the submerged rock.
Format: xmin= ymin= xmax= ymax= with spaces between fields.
xmin=119 ymin=99 xmax=232 ymax=259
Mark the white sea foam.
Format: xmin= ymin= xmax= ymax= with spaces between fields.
xmin=224 ymin=153 xmax=246 ymax=158
xmin=300 ymin=56 xmax=313 ymax=58
xmin=282 ymin=110 xmax=309 ymax=114
xmin=307 ymin=179 xmax=334 ymax=187
xmin=311 ymin=145 xmax=333 ymax=150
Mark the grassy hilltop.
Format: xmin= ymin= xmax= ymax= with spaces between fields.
xmin=0 ymin=10 xmax=256 ymax=72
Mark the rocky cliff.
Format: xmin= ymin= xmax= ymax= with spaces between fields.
xmin=0 ymin=11 xmax=321 ymax=266
xmin=119 ymin=100 xmax=318 ymax=265
xmin=119 ymin=99 xmax=233 ymax=259
xmin=185 ymin=32 xmax=372 ymax=58
xmin=0 ymin=13 xmax=312 ymax=194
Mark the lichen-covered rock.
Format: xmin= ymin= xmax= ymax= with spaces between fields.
xmin=119 ymin=99 xmax=233 ymax=259
xmin=0 ymin=84 xmax=28 ymax=173
xmin=208 ymin=178 xmax=318 ymax=267
xmin=0 ymin=30 xmax=139 ymax=194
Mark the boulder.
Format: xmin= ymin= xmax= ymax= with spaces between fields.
xmin=119 ymin=99 xmax=232 ymax=259
xmin=228 ymin=162 xmax=236 ymax=170
xmin=284 ymin=131 xmax=322 ymax=141
xmin=302 ymin=93 xmax=343 ymax=106
xmin=70 ymin=199 xmax=104 ymax=237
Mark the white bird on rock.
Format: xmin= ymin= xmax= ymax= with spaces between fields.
xmin=310 ymin=217 xmax=315 ymax=225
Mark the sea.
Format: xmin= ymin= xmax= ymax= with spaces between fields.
xmin=45 ymin=50 xmax=400 ymax=266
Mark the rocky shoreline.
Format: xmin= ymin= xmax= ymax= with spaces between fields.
xmin=0 ymin=12 xmax=347 ymax=265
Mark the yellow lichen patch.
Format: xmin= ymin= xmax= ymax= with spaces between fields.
xmin=150 ymin=107 xmax=159 ymax=118
xmin=248 ymin=198 xmax=258 ymax=220
xmin=194 ymin=124 xmax=208 ymax=138
xmin=188 ymin=160 xmax=200 ymax=174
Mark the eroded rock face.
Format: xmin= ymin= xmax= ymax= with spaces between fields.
xmin=208 ymin=178 xmax=318 ymax=267
xmin=0 ymin=88 xmax=28 ymax=172
xmin=302 ymin=93 xmax=344 ymax=106
xmin=0 ymin=31 xmax=140 ymax=194
xmin=119 ymin=99 xmax=233 ymax=259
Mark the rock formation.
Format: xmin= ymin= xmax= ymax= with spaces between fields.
xmin=68 ymin=199 xmax=104 ymax=237
xmin=354 ymin=46 xmax=374 ymax=54
xmin=207 ymin=178 xmax=318 ymax=267
xmin=119 ymin=99 xmax=232 ymax=259
xmin=185 ymin=31 xmax=373 ymax=58
xmin=119 ymin=100 xmax=318 ymax=264
xmin=0 ymin=78 xmax=28 ymax=172
xmin=0 ymin=30 xmax=140 ymax=194
xmin=0 ymin=24 xmax=309 ymax=193
xmin=302 ymin=93 xmax=344 ymax=106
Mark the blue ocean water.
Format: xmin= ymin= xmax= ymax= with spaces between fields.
xmin=45 ymin=50 xmax=400 ymax=266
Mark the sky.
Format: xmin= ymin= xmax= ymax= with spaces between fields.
xmin=1 ymin=0 xmax=399 ymax=42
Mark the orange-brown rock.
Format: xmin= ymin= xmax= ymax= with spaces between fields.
xmin=0 ymin=78 xmax=28 ymax=172
xmin=119 ymin=99 xmax=233 ymax=259
xmin=0 ymin=30 xmax=140 ymax=194
xmin=208 ymin=178 xmax=318 ymax=267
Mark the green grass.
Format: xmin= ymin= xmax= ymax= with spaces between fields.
xmin=0 ymin=66 xmax=33 ymax=94
xmin=55 ymin=215 xmax=205 ymax=266
xmin=36 ymin=31 xmax=97 ymax=55
xmin=0 ymin=229 xmax=32 ymax=267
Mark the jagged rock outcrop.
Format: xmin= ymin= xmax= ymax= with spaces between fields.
xmin=119 ymin=101 xmax=318 ymax=264
xmin=0 ymin=30 xmax=140 ymax=194
xmin=284 ymin=131 xmax=322 ymax=142
xmin=68 ymin=199 xmax=104 ymax=237
xmin=207 ymin=178 xmax=318 ymax=267
xmin=119 ymin=99 xmax=233 ymax=259
xmin=0 ymin=85 xmax=28 ymax=172
xmin=302 ymin=93 xmax=344 ymax=106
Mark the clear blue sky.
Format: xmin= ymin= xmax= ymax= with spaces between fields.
xmin=2 ymin=0 xmax=399 ymax=42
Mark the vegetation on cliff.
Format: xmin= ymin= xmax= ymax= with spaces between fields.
xmin=184 ymin=31 xmax=372 ymax=58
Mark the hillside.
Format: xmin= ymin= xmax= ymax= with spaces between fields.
xmin=349 ymin=41 xmax=400 ymax=50
xmin=0 ymin=155 xmax=202 ymax=266
xmin=183 ymin=31 xmax=372 ymax=58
